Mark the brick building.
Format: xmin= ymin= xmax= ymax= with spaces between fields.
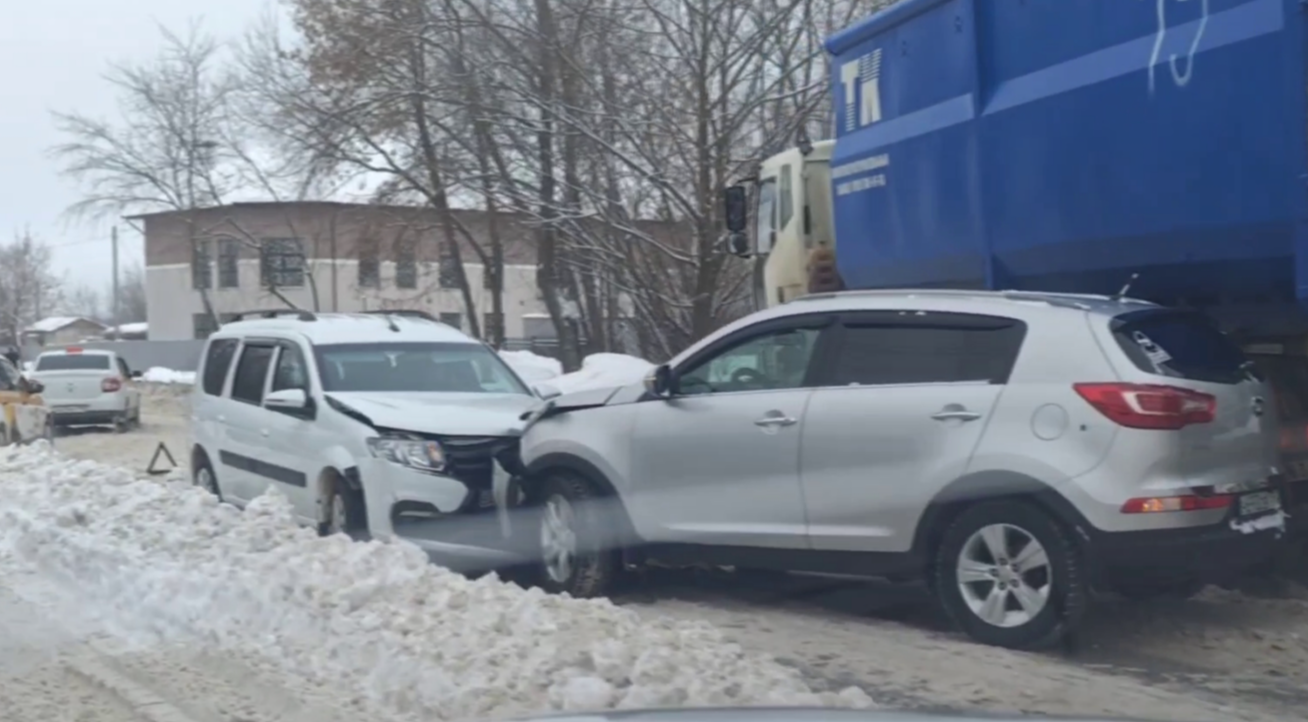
xmin=133 ymin=202 xmax=544 ymax=341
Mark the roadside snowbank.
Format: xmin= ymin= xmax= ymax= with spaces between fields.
xmin=500 ymin=350 xmax=564 ymax=382
xmin=550 ymin=354 xmax=656 ymax=394
xmin=141 ymin=367 xmax=196 ymax=385
xmin=0 ymin=443 xmax=871 ymax=721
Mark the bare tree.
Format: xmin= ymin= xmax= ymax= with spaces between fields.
xmin=63 ymin=284 xmax=104 ymax=321
xmin=0 ymin=232 xmax=64 ymax=344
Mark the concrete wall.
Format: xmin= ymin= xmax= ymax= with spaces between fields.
xmin=146 ymin=260 xmax=546 ymax=341
xmin=26 ymin=340 xmax=207 ymax=372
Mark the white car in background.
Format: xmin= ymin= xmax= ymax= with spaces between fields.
xmin=28 ymin=348 xmax=143 ymax=432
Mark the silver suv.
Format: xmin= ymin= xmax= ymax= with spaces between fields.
xmin=492 ymin=290 xmax=1286 ymax=649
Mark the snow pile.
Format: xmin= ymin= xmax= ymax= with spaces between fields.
xmin=0 ymin=444 xmax=871 ymax=721
xmin=553 ymin=354 xmax=656 ymax=395
xmin=500 ymin=350 xmax=564 ymax=382
xmin=141 ymin=367 xmax=196 ymax=385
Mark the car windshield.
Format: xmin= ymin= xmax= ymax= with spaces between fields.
xmin=35 ymin=353 xmax=111 ymax=371
xmin=314 ymin=342 xmax=530 ymax=395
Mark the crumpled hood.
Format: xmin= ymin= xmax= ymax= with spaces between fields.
xmin=326 ymin=391 xmax=541 ymax=437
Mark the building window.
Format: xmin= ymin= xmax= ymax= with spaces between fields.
xmin=395 ymin=239 xmax=417 ymax=289
xmin=483 ymin=311 xmax=504 ymax=340
xmin=260 ymin=238 xmax=305 ymax=288
xmin=358 ymin=238 xmax=380 ymax=289
xmin=438 ymin=244 xmax=459 ymax=289
xmin=218 ymin=239 xmax=240 ymax=288
xmin=482 ymin=265 xmax=497 ymax=290
xmin=438 ymin=312 xmax=462 ymax=330
xmin=193 ymin=312 xmax=219 ymax=339
xmin=192 ymin=240 xmax=212 ymax=290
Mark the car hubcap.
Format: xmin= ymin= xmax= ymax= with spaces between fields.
xmin=540 ymin=494 xmax=578 ymax=584
xmin=957 ymin=523 xmax=1052 ymax=628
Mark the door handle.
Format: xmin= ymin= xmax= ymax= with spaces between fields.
xmin=931 ymin=409 xmax=981 ymax=422
xmin=217 ymin=415 xmax=226 ymax=422
xmin=754 ymin=415 xmax=797 ymax=427
xmin=260 ymin=429 xmax=270 ymax=437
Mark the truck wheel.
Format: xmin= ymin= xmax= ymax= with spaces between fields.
xmin=533 ymin=473 xmax=619 ymax=598
xmin=934 ymin=500 xmax=1086 ymax=650
xmin=322 ymin=473 xmax=367 ymax=540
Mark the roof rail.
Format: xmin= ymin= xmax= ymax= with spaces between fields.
xmin=227 ymin=309 xmax=317 ymax=323
xmin=791 ymin=287 xmax=1156 ymax=306
xmin=359 ymin=309 xmax=437 ymax=322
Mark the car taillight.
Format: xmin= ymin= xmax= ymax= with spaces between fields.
xmin=1073 ymin=382 xmax=1215 ymax=430
xmin=1120 ymin=494 xmax=1233 ymax=513
xmin=102 ymin=377 xmax=122 ymax=392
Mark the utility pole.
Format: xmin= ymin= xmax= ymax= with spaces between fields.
xmin=111 ymin=225 xmax=120 ymax=328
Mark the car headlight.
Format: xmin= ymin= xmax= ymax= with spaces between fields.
xmin=367 ymin=436 xmax=446 ymax=472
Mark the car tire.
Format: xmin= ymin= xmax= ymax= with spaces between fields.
xmin=533 ymin=472 xmax=619 ymax=598
xmin=1116 ymin=579 xmax=1205 ymax=601
xmin=934 ymin=500 xmax=1087 ymax=650
xmin=322 ymin=474 xmax=367 ymax=539
xmin=112 ymin=414 xmax=130 ymax=434
xmin=194 ymin=456 xmax=223 ymax=500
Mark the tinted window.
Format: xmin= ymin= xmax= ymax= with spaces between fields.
xmin=1112 ymin=311 xmax=1250 ymax=385
xmin=231 ymin=345 xmax=275 ymax=404
xmin=271 ymin=345 xmax=310 ymax=393
xmin=678 ymin=327 xmax=822 ymax=394
xmin=830 ymin=317 xmax=1026 ymax=386
xmin=201 ymin=339 xmax=240 ymax=396
xmin=35 ymin=354 xmax=111 ymax=371
xmin=314 ymin=342 xmax=529 ymax=394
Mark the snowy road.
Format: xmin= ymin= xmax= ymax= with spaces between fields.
xmin=34 ymin=384 xmax=1308 ymax=722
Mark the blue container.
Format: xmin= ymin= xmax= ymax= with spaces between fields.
xmin=826 ymin=0 xmax=1307 ymax=334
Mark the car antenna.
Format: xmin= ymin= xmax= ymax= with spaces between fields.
xmin=383 ymin=313 xmax=400 ymax=332
xmin=1111 ymin=272 xmax=1140 ymax=301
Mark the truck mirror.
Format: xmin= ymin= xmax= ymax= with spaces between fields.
xmin=727 ymin=232 xmax=750 ymax=257
xmin=723 ymin=185 xmax=748 ymax=233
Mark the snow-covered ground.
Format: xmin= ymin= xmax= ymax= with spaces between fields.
xmin=19 ymin=360 xmax=1308 ymax=721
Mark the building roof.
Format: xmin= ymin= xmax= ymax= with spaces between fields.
xmin=24 ymin=316 xmax=106 ymax=333
xmin=212 ymin=312 xmax=480 ymax=346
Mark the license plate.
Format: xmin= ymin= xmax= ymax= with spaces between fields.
xmin=1239 ymin=490 xmax=1282 ymax=517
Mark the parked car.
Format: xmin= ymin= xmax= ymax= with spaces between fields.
xmin=0 ymin=354 xmax=52 ymax=446
xmin=190 ymin=310 xmax=557 ymax=564
xmin=28 ymin=348 xmax=142 ymax=432
xmin=492 ymin=289 xmax=1287 ymax=650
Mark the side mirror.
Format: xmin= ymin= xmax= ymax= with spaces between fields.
xmin=535 ymin=383 xmax=562 ymax=400
xmin=265 ymin=388 xmax=309 ymax=412
xmin=643 ymin=364 xmax=675 ymax=397
xmin=724 ymin=185 xmax=748 ymax=233
xmin=23 ymin=379 xmax=43 ymax=395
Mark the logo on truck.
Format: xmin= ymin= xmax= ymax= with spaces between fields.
xmin=1148 ymin=0 xmax=1209 ymax=93
xmin=839 ymin=47 xmax=883 ymax=133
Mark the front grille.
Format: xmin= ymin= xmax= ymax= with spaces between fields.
xmin=434 ymin=435 xmax=515 ymax=489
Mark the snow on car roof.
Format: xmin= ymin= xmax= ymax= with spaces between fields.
xmin=214 ymin=312 xmax=479 ymax=346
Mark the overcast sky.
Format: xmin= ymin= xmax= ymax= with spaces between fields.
xmin=1 ymin=0 xmax=270 ymax=297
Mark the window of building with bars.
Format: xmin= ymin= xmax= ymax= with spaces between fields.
xmin=260 ymin=238 xmax=306 ymax=288
xmin=218 ymin=239 xmax=241 ymax=288
xmin=358 ymin=238 xmax=380 ymax=288
xmin=438 ymin=244 xmax=459 ymax=289
xmin=192 ymin=240 xmax=212 ymax=290
xmin=395 ymin=238 xmax=417 ymax=289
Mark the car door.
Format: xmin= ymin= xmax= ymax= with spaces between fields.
xmin=800 ymin=310 xmax=1025 ymax=553
xmin=115 ymin=356 xmax=141 ymax=417
xmin=220 ymin=340 xmax=279 ymax=504
xmin=257 ymin=340 xmax=323 ymax=524
xmin=627 ymin=314 xmax=836 ymax=548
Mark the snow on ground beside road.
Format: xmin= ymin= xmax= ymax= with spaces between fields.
xmin=0 ymin=443 xmax=871 ymax=722
xmin=500 ymin=350 xmax=564 ymax=382
xmin=141 ymin=367 xmax=196 ymax=384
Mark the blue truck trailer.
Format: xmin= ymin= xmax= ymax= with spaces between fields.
xmin=726 ymin=0 xmax=1308 ymax=546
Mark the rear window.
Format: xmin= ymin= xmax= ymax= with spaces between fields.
xmin=1111 ymin=311 xmax=1251 ymax=385
xmin=35 ymin=354 xmax=111 ymax=371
